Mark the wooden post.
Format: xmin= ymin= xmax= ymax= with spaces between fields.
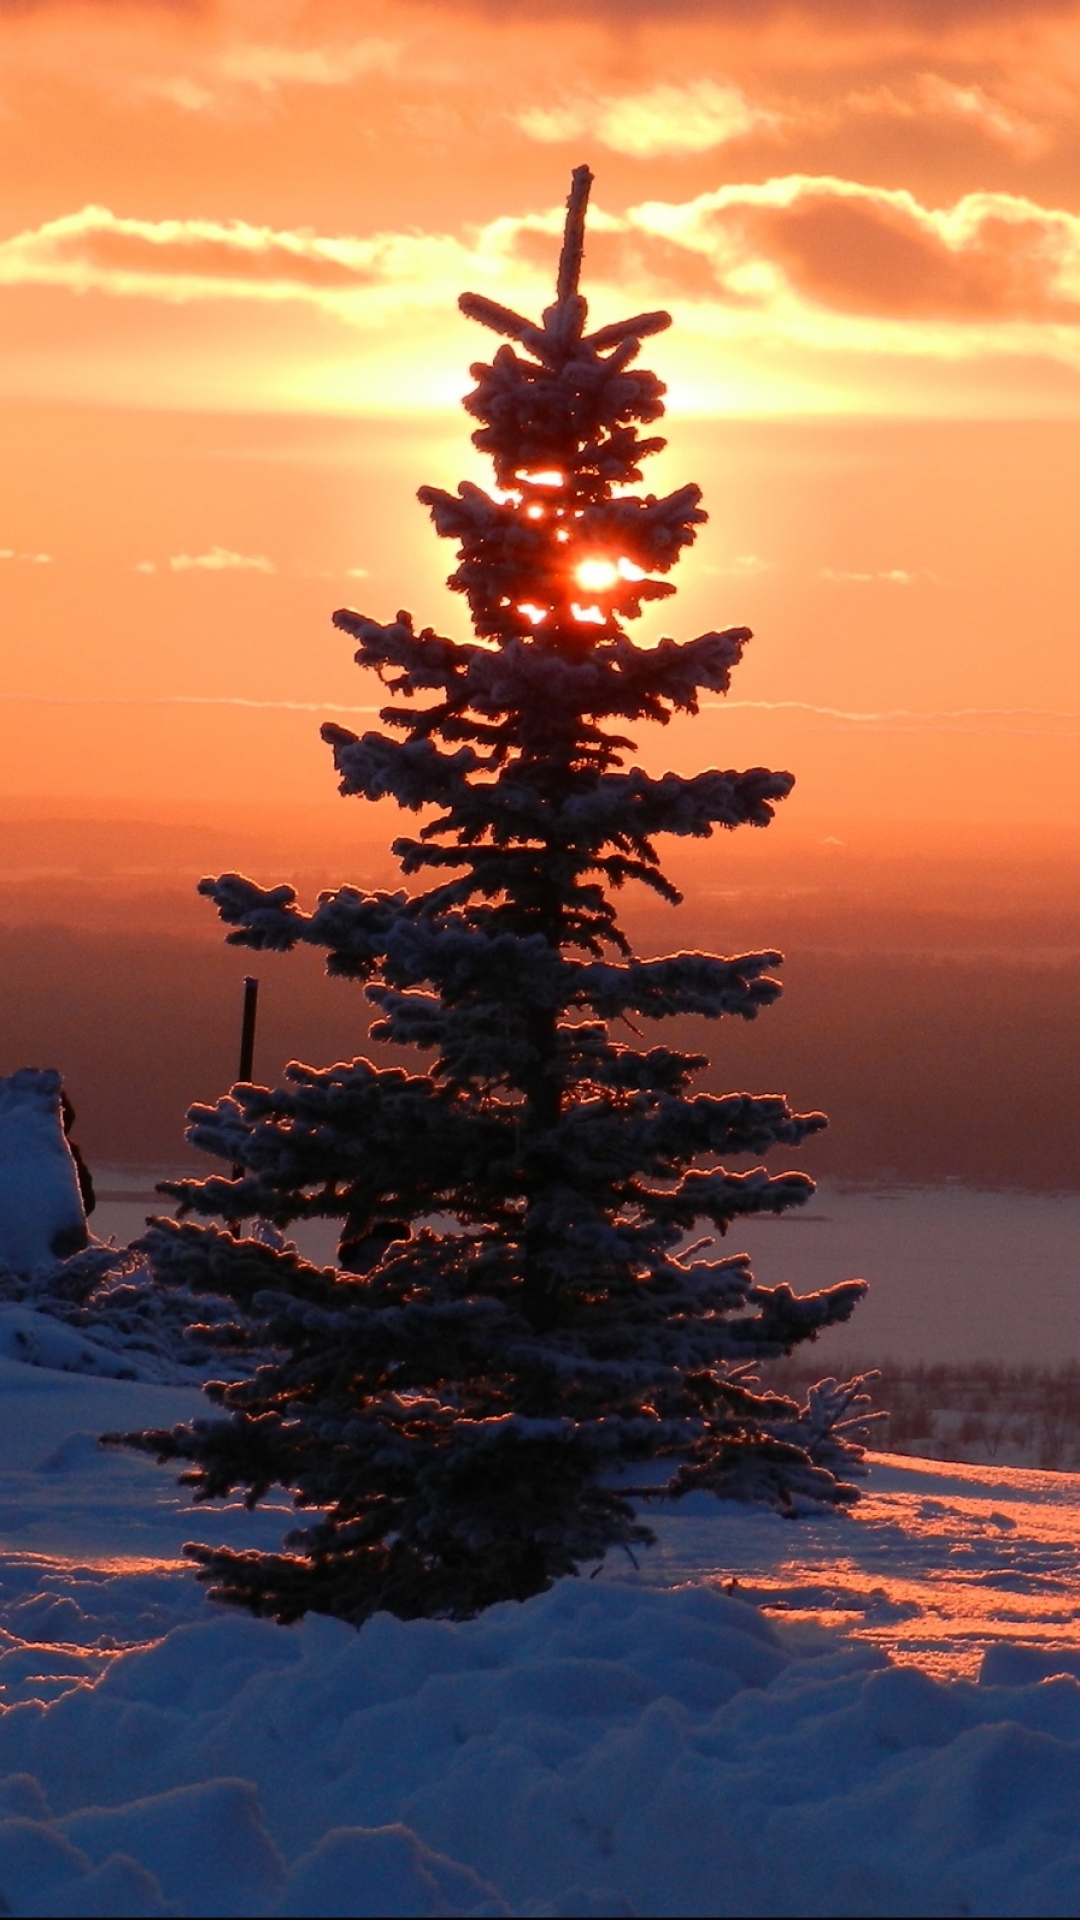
xmin=238 ymin=975 xmax=259 ymax=1083
xmin=232 ymin=975 xmax=259 ymax=1196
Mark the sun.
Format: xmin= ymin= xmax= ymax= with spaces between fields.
xmin=575 ymin=557 xmax=620 ymax=593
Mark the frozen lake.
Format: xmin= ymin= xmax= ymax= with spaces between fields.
xmin=737 ymin=1181 xmax=1080 ymax=1366
xmin=92 ymin=1174 xmax=1080 ymax=1367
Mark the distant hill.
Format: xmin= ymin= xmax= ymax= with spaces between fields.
xmin=2 ymin=807 xmax=1078 ymax=1184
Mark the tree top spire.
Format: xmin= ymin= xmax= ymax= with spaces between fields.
xmin=556 ymin=164 xmax=593 ymax=304
xmin=457 ymin=166 xmax=670 ymax=363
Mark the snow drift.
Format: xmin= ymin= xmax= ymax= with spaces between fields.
xmin=0 ymin=1255 xmax=1079 ymax=1914
xmin=2 ymin=1570 xmax=1080 ymax=1914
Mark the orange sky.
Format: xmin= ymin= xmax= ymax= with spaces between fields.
xmin=3 ymin=0 xmax=1080 ymax=828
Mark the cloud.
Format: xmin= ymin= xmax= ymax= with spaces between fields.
xmin=0 ymin=2 xmax=202 ymax=12
xmin=10 ymin=180 xmax=1080 ymax=332
xmin=0 ymin=204 xmax=478 ymax=324
xmin=0 ymin=2 xmax=403 ymax=110
xmin=6 ymin=690 xmax=1080 ymax=740
xmin=137 ymin=37 xmax=402 ymax=112
xmin=708 ymin=700 xmax=1080 ymax=737
xmin=820 ymin=566 xmax=924 ymax=583
xmin=0 ymin=692 xmax=382 ymax=713
xmin=634 ymin=176 xmax=1080 ymax=324
xmin=13 ymin=0 xmax=1072 ymax=15
xmin=706 ymin=554 xmax=775 ymax=576
xmin=400 ymin=0 xmax=1080 ymax=19
xmin=843 ymin=74 xmax=1051 ymax=156
xmin=215 ymin=39 xmax=400 ymax=91
xmin=0 ymin=547 xmax=52 ymax=563
xmin=168 ymin=545 xmax=273 ymax=571
xmin=0 ymin=205 xmax=378 ymax=301
xmin=516 ymin=78 xmax=781 ymax=158
xmin=4 ymin=179 xmax=1080 ymax=417
xmin=914 ymin=75 xmax=1048 ymax=156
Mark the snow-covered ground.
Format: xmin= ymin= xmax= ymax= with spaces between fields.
xmin=3 ymin=1350 xmax=1080 ymax=1913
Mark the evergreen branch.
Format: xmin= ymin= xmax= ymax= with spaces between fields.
xmin=457 ymin=292 xmax=549 ymax=355
xmin=583 ymin=312 xmax=672 ymax=351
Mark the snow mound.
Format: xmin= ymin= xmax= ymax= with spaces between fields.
xmin=0 ymin=1579 xmax=1080 ymax=1914
xmin=1 ymin=1348 xmax=1080 ymax=1912
xmin=0 ymin=1070 xmax=87 ymax=1277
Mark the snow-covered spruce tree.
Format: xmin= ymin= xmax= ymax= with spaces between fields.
xmin=118 ymin=169 xmax=871 ymax=1624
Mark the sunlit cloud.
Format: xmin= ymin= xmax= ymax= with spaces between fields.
xmin=623 ymin=176 xmax=1080 ymax=408
xmin=4 ymin=176 xmax=1080 ymax=418
xmin=630 ymin=176 xmax=1080 ymax=323
xmin=0 ymin=548 xmax=52 ymax=564
xmin=15 ymin=184 xmax=1080 ymax=314
xmin=516 ymin=78 xmax=782 ymax=158
xmin=168 ymin=546 xmax=274 ymax=572
xmin=7 ymin=178 xmax=1080 ymax=335
xmin=0 ymin=203 xmax=483 ymax=324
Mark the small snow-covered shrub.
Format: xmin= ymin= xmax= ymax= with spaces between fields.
xmin=0 ymin=1236 xmax=272 ymax=1385
xmin=768 ymin=1354 xmax=1080 ymax=1471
